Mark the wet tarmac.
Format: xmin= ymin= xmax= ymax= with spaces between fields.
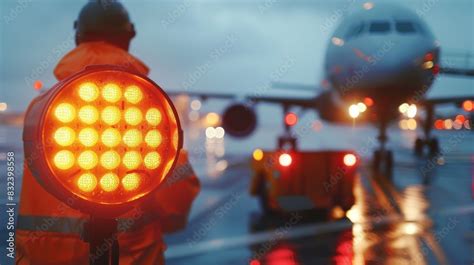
xmin=0 ymin=122 xmax=472 ymax=265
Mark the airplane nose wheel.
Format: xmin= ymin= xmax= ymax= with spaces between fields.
xmin=414 ymin=137 xmax=439 ymax=156
xmin=373 ymin=120 xmax=393 ymax=178
xmin=415 ymin=105 xmax=440 ymax=156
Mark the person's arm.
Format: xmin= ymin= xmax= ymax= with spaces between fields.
xmin=146 ymin=150 xmax=200 ymax=233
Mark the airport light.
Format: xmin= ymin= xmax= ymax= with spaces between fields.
xmin=398 ymin=103 xmax=409 ymax=114
xmin=205 ymin=127 xmax=217 ymax=139
xmin=455 ymin=114 xmax=466 ymax=124
xmin=23 ymin=65 xmax=182 ymax=217
xmin=284 ymin=112 xmax=298 ymax=126
xmin=423 ymin=61 xmax=434 ymax=70
xmin=331 ymin=37 xmax=344 ymax=47
xmin=348 ymin=104 xmax=360 ymax=118
xmin=363 ymin=2 xmax=374 ymax=10
xmin=205 ymin=112 xmax=220 ymax=126
xmin=252 ymin=149 xmax=264 ymax=161
xmin=0 ymin=102 xmax=7 ymax=112
xmin=215 ymin=127 xmax=225 ymax=139
xmin=406 ymin=104 xmax=417 ymax=118
xmin=407 ymin=118 xmax=417 ymax=130
xmin=434 ymin=119 xmax=444 ymax=130
xmin=190 ymin=99 xmax=202 ymax=111
xmin=453 ymin=120 xmax=463 ymax=130
xmin=363 ymin=97 xmax=374 ymax=107
xmin=343 ymin=154 xmax=357 ymax=167
xmin=462 ymin=100 xmax=473 ymax=112
xmin=356 ymin=102 xmax=367 ymax=113
xmin=444 ymin=119 xmax=453 ymax=130
xmin=33 ymin=80 xmax=43 ymax=91
xmin=278 ymin=153 xmax=292 ymax=167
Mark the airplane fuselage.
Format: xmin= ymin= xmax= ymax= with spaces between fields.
xmin=324 ymin=3 xmax=440 ymax=121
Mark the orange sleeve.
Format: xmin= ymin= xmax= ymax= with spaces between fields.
xmin=146 ymin=150 xmax=200 ymax=233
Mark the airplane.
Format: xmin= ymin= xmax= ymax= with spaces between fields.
xmin=169 ymin=2 xmax=473 ymax=175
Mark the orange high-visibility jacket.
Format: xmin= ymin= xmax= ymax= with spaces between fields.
xmin=16 ymin=41 xmax=200 ymax=265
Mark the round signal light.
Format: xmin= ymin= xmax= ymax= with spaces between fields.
xmin=53 ymin=127 xmax=76 ymax=147
xmin=22 ymin=66 xmax=183 ymax=217
xmin=252 ymin=149 xmax=264 ymax=161
xmin=279 ymin=153 xmax=292 ymax=167
xmin=343 ymin=154 xmax=357 ymax=167
xmin=100 ymin=173 xmax=120 ymax=192
xmin=78 ymin=82 xmax=99 ymax=102
xmin=124 ymin=85 xmax=143 ymax=104
xmin=284 ymin=112 xmax=298 ymax=127
xmin=78 ymin=105 xmax=99 ymax=124
xmin=54 ymin=103 xmax=76 ymax=123
xmin=101 ymin=128 xmax=121 ymax=147
xmin=145 ymin=130 xmax=162 ymax=148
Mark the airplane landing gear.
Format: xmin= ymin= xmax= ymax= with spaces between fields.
xmin=372 ymin=120 xmax=393 ymax=178
xmin=414 ymin=105 xmax=439 ymax=156
xmin=414 ymin=137 xmax=439 ymax=156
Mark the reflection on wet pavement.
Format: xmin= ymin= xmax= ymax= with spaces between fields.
xmin=164 ymin=121 xmax=473 ymax=265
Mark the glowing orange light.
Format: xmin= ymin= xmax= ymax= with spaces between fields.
xmin=77 ymin=173 xmax=97 ymax=193
xmin=285 ymin=112 xmax=298 ymax=126
xmin=462 ymin=100 xmax=473 ymax=112
xmin=363 ymin=97 xmax=374 ymax=106
xmin=99 ymin=173 xmax=120 ymax=192
xmin=122 ymin=173 xmax=140 ymax=191
xmin=434 ymin=119 xmax=444 ymax=130
xmin=455 ymin=114 xmax=466 ymax=124
xmin=252 ymin=149 xmax=264 ymax=161
xmin=279 ymin=153 xmax=292 ymax=167
xmin=54 ymin=103 xmax=76 ymax=123
xmin=23 ymin=66 xmax=182 ymax=217
xmin=33 ymin=80 xmax=43 ymax=90
xmin=343 ymin=154 xmax=357 ymax=166
xmin=78 ymin=82 xmax=99 ymax=102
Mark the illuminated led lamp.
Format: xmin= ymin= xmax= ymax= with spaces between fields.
xmin=22 ymin=65 xmax=183 ymax=217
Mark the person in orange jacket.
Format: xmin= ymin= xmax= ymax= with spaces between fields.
xmin=16 ymin=1 xmax=200 ymax=264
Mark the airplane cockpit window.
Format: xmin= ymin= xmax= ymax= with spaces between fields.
xmin=369 ymin=21 xmax=391 ymax=33
xmin=345 ymin=22 xmax=365 ymax=40
xmin=396 ymin=21 xmax=416 ymax=33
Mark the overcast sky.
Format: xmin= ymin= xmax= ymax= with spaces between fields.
xmin=0 ymin=0 xmax=473 ymax=111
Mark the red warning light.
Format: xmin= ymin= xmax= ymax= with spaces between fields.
xmin=284 ymin=112 xmax=298 ymax=127
xmin=363 ymin=97 xmax=374 ymax=107
xmin=33 ymin=80 xmax=43 ymax=90
xmin=424 ymin=53 xmax=434 ymax=61
xmin=250 ymin=260 xmax=261 ymax=265
xmin=455 ymin=114 xmax=466 ymax=124
xmin=434 ymin=119 xmax=444 ymax=130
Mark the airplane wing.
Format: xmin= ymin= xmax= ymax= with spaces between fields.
xmin=422 ymin=96 xmax=473 ymax=106
xmin=166 ymin=90 xmax=236 ymax=100
xmin=271 ymin=82 xmax=318 ymax=92
xmin=439 ymin=66 xmax=474 ymax=77
xmin=246 ymin=95 xmax=317 ymax=109
xmin=166 ymin=89 xmax=317 ymax=109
